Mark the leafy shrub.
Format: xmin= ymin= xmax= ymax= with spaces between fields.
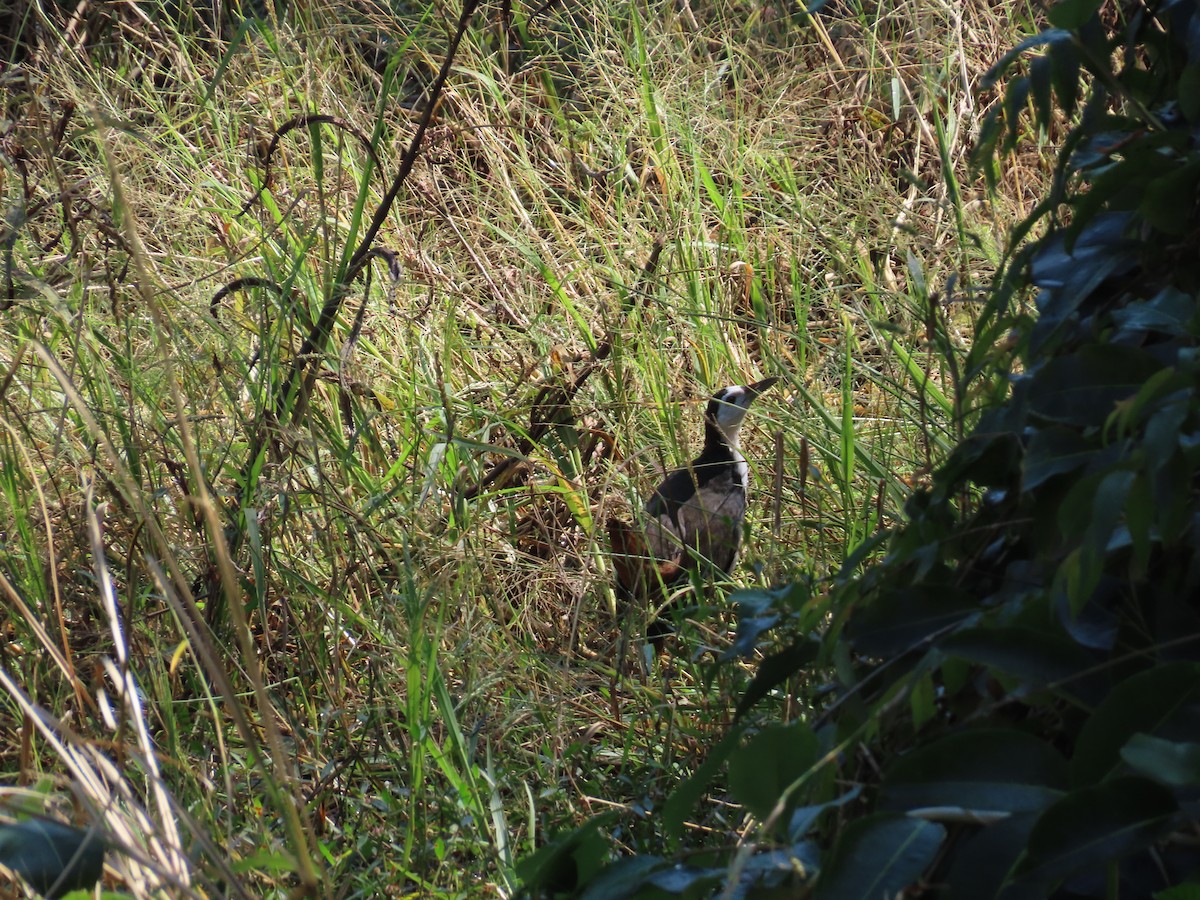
xmin=520 ymin=0 xmax=1200 ymax=895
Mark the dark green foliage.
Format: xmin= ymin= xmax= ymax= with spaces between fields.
xmin=519 ymin=0 xmax=1200 ymax=896
xmin=813 ymin=815 xmax=944 ymax=900
xmin=0 ymin=819 xmax=105 ymax=899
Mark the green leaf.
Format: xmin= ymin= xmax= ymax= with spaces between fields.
xmin=1028 ymin=346 xmax=1162 ymax=427
xmin=973 ymin=106 xmax=1003 ymax=177
xmin=814 ymin=815 xmax=944 ymax=900
xmin=880 ymin=729 xmax=1068 ymax=815
xmin=1068 ymin=468 xmax=1135 ymax=614
xmin=1015 ymin=777 xmax=1177 ymax=886
xmin=1120 ymin=733 xmax=1200 ymax=787
xmin=644 ymin=861 xmax=726 ymax=895
xmin=1029 ymin=212 xmax=1136 ymax=320
xmin=1143 ymin=393 xmax=1189 ymax=470
xmin=1155 ymin=885 xmax=1200 ymax=900
xmin=1140 ymin=159 xmax=1200 ymax=235
xmin=1029 ymin=54 xmax=1054 ymax=133
xmin=1022 ymin=426 xmax=1094 ymax=491
xmin=735 ymin=635 xmax=821 ymax=719
xmin=790 ymin=787 xmax=862 ymax=841
xmin=846 ymin=586 xmax=979 ymax=657
xmin=979 ymin=30 xmax=1073 ymax=91
xmin=515 ymin=814 xmax=616 ymax=895
xmin=909 ymin=669 xmax=937 ymax=733
xmin=0 ymin=820 xmax=105 ymax=900
xmin=1179 ymin=64 xmax=1200 ymax=122
xmin=1126 ymin=472 xmax=1153 ymax=574
xmin=1048 ymin=0 xmax=1104 ymax=29
xmin=1071 ymin=663 xmax=1200 ymax=787
xmin=728 ymin=722 xmax=819 ymax=823
xmin=1111 ymin=286 xmax=1195 ymax=338
xmin=1106 ymin=368 xmax=1187 ymax=440
xmin=941 ymin=626 xmax=1099 ymax=702
xmin=725 ymin=583 xmax=813 ymax=661
xmin=579 ymin=856 xmax=668 ymax=900
xmin=945 ymin=813 xmax=1040 ymax=900
xmin=1003 ymin=77 xmax=1032 ymax=154
xmin=1049 ymin=38 xmax=1081 ymax=118
xmin=738 ymin=843 xmax=820 ymax=887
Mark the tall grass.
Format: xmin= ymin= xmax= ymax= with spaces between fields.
xmin=0 ymin=0 xmax=1051 ymax=893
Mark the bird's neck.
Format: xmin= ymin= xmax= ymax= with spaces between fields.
xmin=697 ymin=420 xmax=741 ymax=464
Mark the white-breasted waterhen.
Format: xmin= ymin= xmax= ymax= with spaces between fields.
xmin=608 ymin=376 xmax=779 ymax=646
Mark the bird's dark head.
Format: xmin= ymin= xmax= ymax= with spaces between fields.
xmin=705 ymin=376 xmax=779 ymax=443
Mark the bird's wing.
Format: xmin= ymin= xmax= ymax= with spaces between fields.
xmin=643 ymin=472 xmax=693 ymax=562
xmin=668 ymin=468 xmax=747 ymax=573
xmin=643 ymin=468 xmax=696 ymax=521
xmin=607 ymin=517 xmax=682 ymax=598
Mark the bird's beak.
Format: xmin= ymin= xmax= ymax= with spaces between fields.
xmin=747 ymin=376 xmax=780 ymax=398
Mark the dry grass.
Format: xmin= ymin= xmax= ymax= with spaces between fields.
xmin=0 ymin=0 xmax=1054 ymax=894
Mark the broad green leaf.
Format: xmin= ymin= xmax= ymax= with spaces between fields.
xmin=1029 ymin=212 xmax=1136 ymax=322
xmin=1072 ymin=663 xmax=1200 ymax=787
xmin=846 ymin=586 xmax=978 ymax=657
xmin=1022 ymin=426 xmax=1094 ymax=491
xmin=880 ymin=729 xmax=1068 ymax=815
xmin=1140 ymin=159 xmax=1200 ymax=235
xmin=1180 ymin=64 xmax=1200 ymax=122
xmin=735 ymin=636 xmax=821 ymax=719
xmin=736 ymin=843 xmax=820 ymax=888
xmin=1125 ymin=472 xmax=1153 ymax=574
xmin=1121 ymin=733 xmax=1200 ymax=787
xmin=1049 ymin=38 xmax=1081 ymax=118
xmin=728 ymin=722 xmax=819 ymax=823
xmin=1152 ymin=452 xmax=1193 ymax=544
xmin=945 ymin=812 xmax=1041 ymax=900
xmin=1015 ymin=777 xmax=1177 ymax=886
xmin=1048 ymin=0 xmax=1104 ymax=29
xmin=1055 ymin=584 xmax=1119 ymax=651
xmin=1028 ymin=347 xmax=1162 ymax=427
xmin=790 ymin=788 xmax=862 ymax=841
xmin=515 ymin=814 xmax=616 ymax=894
xmin=814 ymin=814 xmax=944 ymax=900
xmin=1003 ymin=77 xmax=1032 ymax=154
xmin=1143 ymin=394 xmax=1189 ymax=471
xmin=1111 ymin=286 xmax=1194 ymax=338
xmin=979 ymin=30 xmax=1073 ymax=91
xmin=0 ymin=820 xmax=105 ymax=900
xmin=1029 ymin=54 xmax=1054 ymax=132
xmin=1155 ymin=885 xmax=1200 ymax=900
xmin=909 ymin=669 xmax=937 ymax=733
xmin=724 ymin=582 xmax=813 ymax=661
xmin=941 ymin=626 xmax=1100 ymax=702
xmin=645 ymin=862 xmax=724 ymax=895
xmin=1068 ymin=468 xmax=1135 ymax=615
xmin=1106 ymin=369 xmax=1187 ymax=441
xmin=932 ymin=430 xmax=1022 ymax=492
xmin=579 ymin=855 xmax=666 ymax=900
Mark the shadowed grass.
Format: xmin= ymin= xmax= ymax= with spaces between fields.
xmin=0 ymin=0 xmax=1054 ymax=893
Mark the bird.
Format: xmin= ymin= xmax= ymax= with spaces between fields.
xmin=609 ymin=376 xmax=779 ymax=645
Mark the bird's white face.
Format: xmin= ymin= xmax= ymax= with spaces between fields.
xmin=710 ymin=386 xmax=754 ymax=433
xmin=707 ymin=377 xmax=778 ymax=440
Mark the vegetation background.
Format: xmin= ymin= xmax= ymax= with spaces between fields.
xmin=7 ymin=0 xmax=1194 ymax=897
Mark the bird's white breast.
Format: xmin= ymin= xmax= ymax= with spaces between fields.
xmin=731 ymin=448 xmax=748 ymax=492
